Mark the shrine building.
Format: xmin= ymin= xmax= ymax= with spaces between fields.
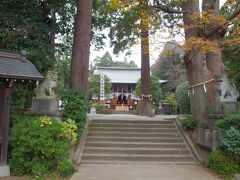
xmin=93 ymin=67 xmax=167 ymax=111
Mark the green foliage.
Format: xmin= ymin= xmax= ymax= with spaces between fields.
xmin=61 ymin=119 xmax=78 ymax=143
xmin=215 ymin=113 xmax=240 ymax=130
xmin=222 ymin=127 xmax=240 ymax=157
xmin=176 ymin=81 xmax=191 ymax=114
xmin=90 ymin=51 xmax=138 ymax=71
xmin=135 ymin=76 xmax=163 ymax=104
xmin=180 ymin=115 xmax=197 ymax=130
xmin=57 ymin=159 xmax=75 ymax=177
xmin=60 ymin=88 xmax=88 ymax=133
xmin=10 ymin=116 xmax=74 ymax=177
xmin=88 ymin=74 xmax=112 ymax=98
xmin=162 ymin=92 xmax=177 ymax=113
xmin=207 ymin=150 xmax=240 ymax=178
xmin=93 ymin=103 xmax=111 ymax=114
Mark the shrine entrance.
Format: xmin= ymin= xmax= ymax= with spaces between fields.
xmin=117 ymin=94 xmax=127 ymax=104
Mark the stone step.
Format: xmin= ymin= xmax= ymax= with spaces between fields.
xmin=81 ymin=160 xmax=196 ymax=165
xmin=81 ymin=154 xmax=195 ymax=163
xmin=91 ymin=120 xmax=174 ymax=124
xmin=87 ymin=132 xmax=180 ymax=138
xmin=85 ymin=137 xmax=183 ymax=143
xmin=84 ymin=142 xmax=187 ymax=149
xmin=83 ymin=148 xmax=191 ymax=155
xmin=90 ymin=123 xmax=175 ymax=128
xmin=89 ymin=127 xmax=178 ymax=133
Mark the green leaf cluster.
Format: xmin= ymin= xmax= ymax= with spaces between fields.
xmin=180 ymin=115 xmax=197 ymax=130
xmin=215 ymin=113 xmax=240 ymax=130
xmin=60 ymin=88 xmax=88 ymax=133
xmin=88 ymin=74 xmax=112 ymax=98
xmin=222 ymin=127 xmax=240 ymax=157
xmin=207 ymin=150 xmax=240 ymax=178
xmin=176 ymin=81 xmax=191 ymax=114
xmin=10 ymin=116 xmax=75 ymax=177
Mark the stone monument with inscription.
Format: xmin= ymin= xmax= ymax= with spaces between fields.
xmin=30 ymin=69 xmax=60 ymax=116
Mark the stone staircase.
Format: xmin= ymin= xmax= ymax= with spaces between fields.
xmin=80 ymin=119 xmax=196 ymax=164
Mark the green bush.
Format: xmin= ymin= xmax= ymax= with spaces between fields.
xmin=162 ymin=92 xmax=177 ymax=114
xmin=61 ymin=88 xmax=88 ymax=133
xmin=215 ymin=113 xmax=240 ymax=130
xmin=93 ymin=103 xmax=111 ymax=114
xmin=222 ymin=127 xmax=240 ymax=157
xmin=57 ymin=159 xmax=75 ymax=177
xmin=176 ymin=81 xmax=191 ymax=114
xmin=10 ymin=116 xmax=75 ymax=177
xmin=180 ymin=115 xmax=197 ymax=130
xmin=208 ymin=150 xmax=240 ymax=178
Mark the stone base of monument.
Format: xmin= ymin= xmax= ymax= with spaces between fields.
xmin=28 ymin=96 xmax=62 ymax=116
xmin=0 ymin=165 xmax=10 ymax=177
xmin=215 ymin=100 xmax=238 ymax=114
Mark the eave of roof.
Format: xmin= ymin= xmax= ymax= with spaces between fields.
xmin=0 ymin=50 xmax=44 ymax=81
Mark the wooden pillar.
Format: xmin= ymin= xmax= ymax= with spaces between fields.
xmin=0 ymin=88 xmax=11 ymax=165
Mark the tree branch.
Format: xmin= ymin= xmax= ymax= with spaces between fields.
xmin=206 ymin=6 xmax=240 ymax=38
xmin=153 ymin=0 xmax=188 ymax=14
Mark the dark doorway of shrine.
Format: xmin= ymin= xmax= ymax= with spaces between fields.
xmin=117 ymin=94 xmax=127 ymax=104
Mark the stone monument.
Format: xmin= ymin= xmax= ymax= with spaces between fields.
xmin=30 ymin=70 xmax=60 ymax=116
xmin=216 ymin=65 xmax=239 ymax=113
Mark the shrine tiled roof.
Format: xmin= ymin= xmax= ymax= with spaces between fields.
xmin=94 ymin=67 xmax=168 ymax=84
xmin=0 ymin=50 xmax=44 ymax=81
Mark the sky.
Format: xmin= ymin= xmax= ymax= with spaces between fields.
xmin=90 ymin=0 xmax=227 ymax=68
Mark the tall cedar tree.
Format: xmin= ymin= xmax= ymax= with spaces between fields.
xmin=70 ymin=0 xmax=93 ymax=94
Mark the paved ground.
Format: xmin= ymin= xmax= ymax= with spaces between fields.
xmin=70 ymin=164 xmax=219 ymax=180
xmin=88 ymin=114 xmax=177 ymax=121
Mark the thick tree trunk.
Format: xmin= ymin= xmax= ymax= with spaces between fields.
xmin=182 ymin=0 xmax=213 ymax=128
xmin=70 ymin=0 xmax=93 ymax=95
xmin=182 ymin=0 xmax=227 ymax=128
xmin=139 ymin=0 xmax=153 ymax=117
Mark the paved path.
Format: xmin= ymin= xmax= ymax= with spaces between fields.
xmin=70 ymin=164 xmax=219 ymax=180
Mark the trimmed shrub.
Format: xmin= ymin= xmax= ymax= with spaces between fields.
xmin=10 ymin=116 xmax=75 ymax=177
xmin=176 ymin=81 xmax=191 ymax=114
xmin=61 ymin=88 xmax=88 ymax=133
xmin=180 ymin=115 xmax=197 ymax=130
xmin=215 ymin=113 xmax=240 ymax=130
xmin=208 ymin=150 xmax=240 ymax=178
xmin=222 ymin=127 xmax=240 ymax=157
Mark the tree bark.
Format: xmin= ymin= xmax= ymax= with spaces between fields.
xmin=182 ymin=0 xmax=213 ymax=128
xmin=182 ymin=0 xmax=229 ymax=128
xmin=70 ymin=0 xmax=93 ymax=95
xmin=50 ymin=10 xmax=56 ymax=60
xmin=139 ymin=0 xmax=153 ymax=117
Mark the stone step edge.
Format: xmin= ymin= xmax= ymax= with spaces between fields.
xmin=92 ymin=120 xmax=174 ymax=123
xmin=90 ymin=123 xmax=174 ymax=126
xmin=80 ymin=161 xmax=196 ymax=165
xmin=86 ymin=136 xmax=182 ymax=140
xmin=89 ymin=127 xmax=178 ymax=130
xmin=83 ymin=147 xmax=189 ymax=151
xmin=85 ymin=142 xmax=186 ymax=145
xmin=82 ymin=154 xmax=193 ymax=157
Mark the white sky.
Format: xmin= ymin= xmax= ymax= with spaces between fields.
xmin=90 ymin=0 xmax=227 ymax=68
